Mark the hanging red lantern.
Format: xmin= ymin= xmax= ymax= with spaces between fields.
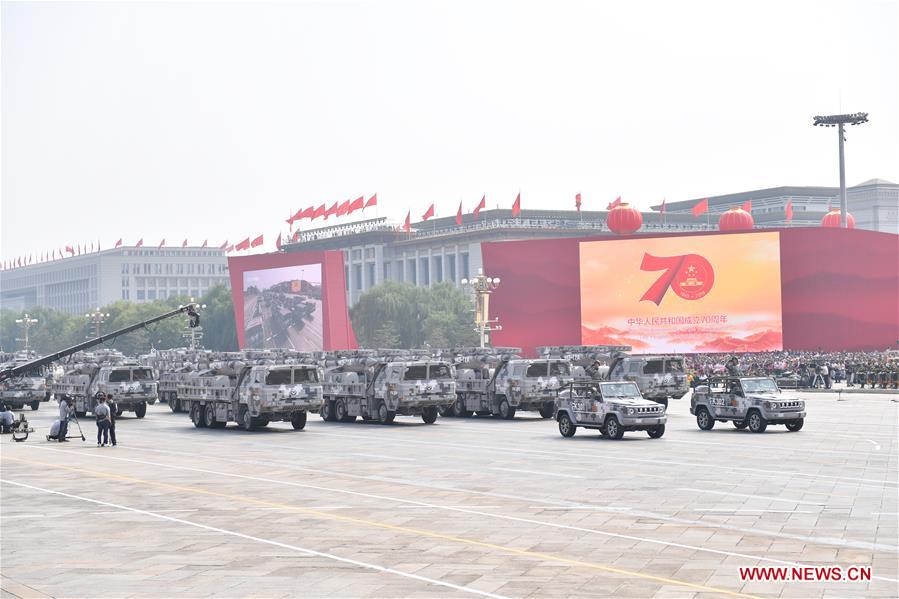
xmin=717 ymin=207 xmax=754 ymax=231
xmin=821 ymin=209 xmax=855 ymax=228
xmin=607 ymin=203 xmax=643 ymax=234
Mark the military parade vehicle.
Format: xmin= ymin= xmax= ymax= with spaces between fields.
xmin=320 ymin=350 xmax=456 ymax=424
xmin=554 ymin=380 xmax=667 ymax=439
xmin=0 ymin=351 xmax=49 ymax=410
xmin=436 ymin=347 xmax=522 ymax=418
xmin=605 ymin=352 xmax=689 ymax=407
xmin=141 ymin=348 xmax=214 ymax=412
xmin=691 ymin=376 xmax=806 ymax=433
xmin=180 ymin=355 xmax=323 ymax=431
xmin=489 ymin=355 xmax=575 ymax=419
xmin=50 ymin=349 xmax=158 ymax=418
xmin=537 ymin=345 xmax=632 ymax=382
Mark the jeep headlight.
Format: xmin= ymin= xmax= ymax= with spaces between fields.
xmin=626 ymin=407 xmax=635 ymax=416
xmin=764 ymin=401 xmax=774 ymax=410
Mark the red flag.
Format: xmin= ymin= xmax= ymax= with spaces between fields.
xmin=364 ymin=194 xmax=377 ymax=209
xmin=219 ymin=240 xmax=229 ymax=250
xmin=65 ymin=245 xmax=74 ymax=255
xmin=182 ymin=239 xmax=188 ymax=248
xmin=336 ymin=200 xmax=350 ymax=217
xmin=312 ymin=204 xmax=326 ymax=220
xmin=660 ymin=198 xmax=667 ymax=214
xmin=276 ymin=233 xmax=282 ymax=250
xmin=785 ymin=199 xmax=793 ymax=223
xmin=422 ymin=203 xmax=435 ymax=221
xmin=300 ymin=206 xmax=314 ymax=219
xmin=287 ymin=208 xmax=304 ymax=225
xmin=473 ymin=195 xmax=486 ymax=219
xmin=511 ymin=193 xmax=521 ymax=217
xmin=348 ymin=196 xmax=364 ymax=213
xmin=135 ymin=239 xmax=144 ymax=248
xmin=226 ymin=244 xmax=234 ymax=252
xmin=741 ymin=200 xmax=752 ymax=212
xmin=575 ymin=193 xmax=582 ymax=212
xmin=607 ymin=196 xmax=622 ymax=210
xmin=250 ymin=234 xmax=263 ymax=248
xmin=323 ymin=202 xmax=338 ymax=219
xmin=115 ymin=238 xmax=122 ymax=248
xmin=158 ymin=239 xmax=165 ymax=249
xmin=456 ymin=201 xmax=463 ymax=225
xmin=235 ymin=238 xmax=250 ymax=251
xmin=202 ymin=240 xmax=208 ymax=248
xmin=403 ymin=211 xmax=411 ymax=232
xmin=691 ymin=198 xmax=709 ymax=217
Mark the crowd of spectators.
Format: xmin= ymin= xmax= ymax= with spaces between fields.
xmin=684 ymin=350 xmax=899 ymax=389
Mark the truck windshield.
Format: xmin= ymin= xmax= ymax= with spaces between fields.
xmin=403 ymin=365 xmax=428 ymax=380
xmin=108 ymin=370 xmax=130 ymax=382
xmin=264 ymin=370 xmax=292 ymax=385
xmin=666 ymin=359 xmax=684 ymax=373
xmin=600 ymin=382 xmax=641 ymax=398
xmin=293 ymin=368 xmax=318 ymax=383
xmin=132 ymin=368 xmax=154 ymax=381
xmin=525 ymin=363 xmax=547 ymax=377
xmin=643 ymin=360 xmax=664 ymax=374
xmin=741 ymin=378 xmax=779 ymax=393
xmin=428 ymin=364 xmax=452 ymax=379
xmin=549 ymin=361 xmax=570 ymax=376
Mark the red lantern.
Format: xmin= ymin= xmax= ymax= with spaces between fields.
xmin=607 ymin=203 xmax=643 ymax=234
xmin=821 ymin=209 xmax=855 ymax=228
xmin=717 ymin=207 xmax=754 ymax=231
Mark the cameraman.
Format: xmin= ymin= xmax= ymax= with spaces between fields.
xmin=57 ymin=395 xmax=73 ymax=442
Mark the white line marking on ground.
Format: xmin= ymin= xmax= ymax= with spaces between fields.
xmin=488 ymin=467 xmax=584 ymax=479
xmin=0 ymin=514 xmax=45 ymax=518
xmin=676 ymin=488 xmax=827 ymax=506
xmin=15 ymin=444 xmax=899 ymax=567
xmin=349 ymin=452 xmax=416 ymax=462
xmin=0 ymin=478 xmax=509 ymax=599
xmin=529 ymin=506 xmax=632 ymax=511
xmin=692 ymin=509 xmax=817 ymax=514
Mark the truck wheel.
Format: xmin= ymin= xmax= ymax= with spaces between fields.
xmin=785 ymin=418 xmax=804 ymax=432
xmin=116 ymin=407 xmax=124 ymax=417
xmin=321 ymin=400 xmax=336 ymax=422
xmin=733 ymin=420 xmax=748 ymax=429
xmin=190 ymin=403 xmax=205 ymax=428
xmin=604 ymin=416 xmax=624 ymax=440
xmin=30 ymin=401 xmax=40 ymax=411
xmin=696 ymin=407 xmax=714 ymax=430
xmin=451 ymin=398 xmax=467 ymax=418
xmin=647 ymin=424 xmax=665 ymax=439
xmin=169 ymin=400 xmax=178 ymax=413
xmin=558 ymin=413 xmax=576 ymax=437
xmin=239 ymin=406 xmax=254 ymax=431
xmin=421 ymin=406 xmax=439 ymax=424
xmin=291 ymin=411 xmax=307 ymax=430
xmin=134 ymin=402 xmax=147 ymax=419
xmin=747 ymin=410 xmax=767 ymax=433
xmin=498 ymin=398 xmax=515 ymax=420
xmin=538 ymin=402 xmax=554 ymax=419
xmin=336 ymin=400 xmax=355 ymax=423
xmin=377 ymin=401 xmax=395 ymax=424
xmin=475 ymin=410 xmax=492 ymax=417
xmin=203 ymin=404 xmax=217 ymax=428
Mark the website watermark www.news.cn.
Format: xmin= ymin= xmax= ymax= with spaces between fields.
xmin=739 ymin=566 xmax=872 ymax=582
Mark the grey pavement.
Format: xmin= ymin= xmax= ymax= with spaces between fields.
xmin=1 ymin=391 xmax=897 ymax=598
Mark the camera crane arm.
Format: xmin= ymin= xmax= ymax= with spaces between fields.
xmin=0 ymin=303 xmax=201 ymax=383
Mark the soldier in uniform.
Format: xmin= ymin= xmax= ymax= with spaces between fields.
xmin=725 ymin=356 xmax=740 ymax=377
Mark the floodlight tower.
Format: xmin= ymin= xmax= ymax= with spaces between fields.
xmin=85 ymin=308 xmax=110 ymax=339
xmin=15 ymin=314 xmax=38 ymax=352
xmin=461 ymin=268 xmax=502 ymax=348
xmin=812 ymin=112 xmax=868 ymax=228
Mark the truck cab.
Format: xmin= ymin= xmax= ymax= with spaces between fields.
xmin=606 ymin=354 xmax=688 ymax=406
xmin=555 ymin=381 xmax=666 ymax=439
xmin=492 ymin=358 xmax=573 ymax=419
xmin=691 ymin=376 xmax=806 ymax=433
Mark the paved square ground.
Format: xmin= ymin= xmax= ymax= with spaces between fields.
xmin=2 ymin=392 xmax=897 ymax=598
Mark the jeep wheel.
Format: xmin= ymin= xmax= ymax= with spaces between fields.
xmin=605 ymin=415 xmax=624 ymax=440
xmin=291 ymin=411 xmax=307 ymax=430
xmin=421 ymin=406 xmax=439 ymax=424
xmin=498 ymin=398 xmax=516 ymax=420
xmin=785 ymin=418 xmax=804 ymax=432
xmin=30 ymin=401 xmax=40 ymax=411
xmin=538 ymin=402 xmax=554 ymax=419
xmin=557 ymin=413 xmax=576 ymax=437
xmin=733 ymin=420 xmax=748 ymax=429
xmin=647 ymin=424 xmax=665 ymax=439
xmin=696 ymin=407 xmax=714 ymax=430
xmin=320 ymin=400 xmax=335 ymax=422
xmin=377 ymin=401 xmax=395 ymax=424
xmin=203 ymin=404 xmax=217 ymax=428
xmin=134 ymin=402 xmax=147 ymax=419
xmin=239 ymin=406 xmax=254 ymax=431
xmin=747 ymin=410 xmax=767 ymax=433
xmin=190 ymin=403 xmax=205 ymax=428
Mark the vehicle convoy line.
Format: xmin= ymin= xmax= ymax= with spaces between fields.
xmin=12 ymin=444 xmax=899 ymax=581
xmin=0 ymin=456 xmax=762 ymax=599
xmin=0 ymin=479 xmax=509 ymax=599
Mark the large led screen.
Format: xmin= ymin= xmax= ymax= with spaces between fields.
xmin=242 ymin=264 xmax=323 ymax=351
xmin=579 ymin=232 xmax=783 ymax=353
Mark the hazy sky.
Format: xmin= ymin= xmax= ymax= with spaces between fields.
xmin=2 ymin=0 xmax=897 ymax=258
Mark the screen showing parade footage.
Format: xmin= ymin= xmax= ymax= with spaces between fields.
xmin=579 ymin=232 xmax=783 ymax=353
xmin=242 ymin=263 xmax=324 ymax=351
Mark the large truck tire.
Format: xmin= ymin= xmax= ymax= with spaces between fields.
xmin=239 ymin=406 xmax=254 ymax=431
xmin=291 ymin=411 xmax=307 ymax=430
xmin=30 ymin=401 xmax=40 ymax=411
xmin=421 ymin=406 xmax=439 ymax=424
xmin=134 ymin=402 xmax=147 ymax=419
xmin=191 ymin=403 xmax=205 ymax=428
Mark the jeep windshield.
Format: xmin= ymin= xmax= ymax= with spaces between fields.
xmin=741 ymin=378 xmax=779 ymax=393
xmin=599 ymin=382 xmax=641 ymax=399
